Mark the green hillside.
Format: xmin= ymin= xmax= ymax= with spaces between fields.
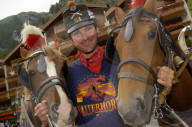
xmin=187 ymin=0 xmax=192 ymax=16
xmin=0 ymin=12 xmax=52 ymax=59
xmin=0 ymin=16 xmax=22 ymax=51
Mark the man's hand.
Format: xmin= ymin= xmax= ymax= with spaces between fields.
xmin=34 ymin=100 xmax=48 ymax=122
xmin=157 ymin=66 xmax=174 ymax=93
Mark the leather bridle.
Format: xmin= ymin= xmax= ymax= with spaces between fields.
xmin=111 ymin=6 xmax=172 ymax=94
xmin=17 ymin=48 xmax=68 ymax=103
xmin=17 ymin=48 xmax=69 ymax=127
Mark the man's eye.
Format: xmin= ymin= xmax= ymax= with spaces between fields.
xmin=75 ymin=32 xmax=80 ymax=35
xmin=73 ymin=31 xmax=80 ymax=36
xmin=85 ymin=27 xmax=92 ymax=31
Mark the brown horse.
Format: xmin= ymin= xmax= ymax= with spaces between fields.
xmin=105 ymin=0 xmax=192 ymax=126
xmin=17 ymin=44 xmax=75 ymax=127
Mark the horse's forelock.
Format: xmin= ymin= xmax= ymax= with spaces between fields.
xmin=133 ymin=7 xmax=157 ymax=24
xmin=134 ymin=7 xmax=144 ymax=22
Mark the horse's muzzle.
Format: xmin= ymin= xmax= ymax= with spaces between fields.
xmin=117 ymin=96 xmax=151 ymax=126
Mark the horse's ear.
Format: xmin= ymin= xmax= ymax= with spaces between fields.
xmin=20 ymin=47 xmax=31 ymax=58
xmin=115 ymin=7 xmax=125 ymax=25
xmin=144 ymin=0 xmax=156 ymax=13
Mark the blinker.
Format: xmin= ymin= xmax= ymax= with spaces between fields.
xmin=124 ymin=19 xmax=133 ymax=42
xmin=36 ymin=48 xmax=46 ymax=73
xmin=37 ymin=53 xmax=46 ymax=73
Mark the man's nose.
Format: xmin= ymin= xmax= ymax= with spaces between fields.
xmin=81 ymin=33 xmax=88 ymax=40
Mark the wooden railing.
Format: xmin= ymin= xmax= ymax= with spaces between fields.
xmin=157 ymin=1 xmax=184 ymax=11
xmin=0 ymin=74 xmax=18 ymax=88
xmin=0 ymin=108 xmax=21 ymax=117
xmin=11 ymin=58 xmax=22 ymax=67
xmin=157 ymin=1 xmax=185 ymax=20
xmin=166 ymin=20 xmax=191 ymax=31
xmin=0 ymin=86 xmax=24 ymax=101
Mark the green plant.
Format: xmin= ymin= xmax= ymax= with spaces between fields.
xmin=0 ymin=105 xmax=8 ymax=111
xmin=185 ymin=37 xmax=192 ymax=48
xmin=187 ymin=0 xmax=192 ymax=16
xmin=10 ymin=103 xmax=16 ymax=110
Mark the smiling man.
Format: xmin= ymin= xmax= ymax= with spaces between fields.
xmin=34 ymin=1 xmax=174 ymax=127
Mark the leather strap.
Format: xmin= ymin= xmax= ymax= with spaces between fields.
xmin=21 ymin=97 xmax=35 ymax=127
xmin=117 ymin=57 xmax=158 ymax=80
xmin=118 ymin=72 xmax=154 ymax=85
xmin=173 ymin=51 xmax=192 ymax=83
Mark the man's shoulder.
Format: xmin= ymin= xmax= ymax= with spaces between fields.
xmin=103 ymin=54 xmax=118 ymax=67
xmin=69 ymin=59 xmax=83 ymax=71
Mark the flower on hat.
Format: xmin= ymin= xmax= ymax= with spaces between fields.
xmin=21 ymin=22 xmax=45 ymax=50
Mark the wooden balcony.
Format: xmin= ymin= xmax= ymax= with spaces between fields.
xmin=161 ymin=6 xmax=185 ymax=20
xmin=158 ymin=1 xmax=186 ymax=20
xmin=0 ymin=79 xmax=5 ymax=88
xmin=0 ymin=75 xmax=18 ymax=88
xmin=60 ymin=41 xmax=76 ymax=56
xmin=170 ymin=27 xmax=192 ymax=38
xmin=54 ymin=23 xmax=65 ymax=35
xmin=0 ymin=108 xmax=21 ymax=117
xmin=0 ymin=86 xmax=24 ymax=101
xmin=11 ymin=58 xmax=22 ymax=68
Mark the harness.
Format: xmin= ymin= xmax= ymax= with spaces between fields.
xmin=17 ymin=48 xmax=71 ymax=127
xmin=106 ymin=6 xmax=191 ymax=127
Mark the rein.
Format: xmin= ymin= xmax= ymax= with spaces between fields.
xmin=110 ymin=7 xmax=189 ymax=127
xmin=20 ymin=95 xmax=35 ymax=127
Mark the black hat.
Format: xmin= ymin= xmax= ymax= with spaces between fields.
xmin=62 ymin=1 xmax=95 ymax=34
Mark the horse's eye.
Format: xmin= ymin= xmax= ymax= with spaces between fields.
xmin=148 ymin=31 xmax=156 ymax=40
xmin=29 ymin=70 xmax=36 ymax=76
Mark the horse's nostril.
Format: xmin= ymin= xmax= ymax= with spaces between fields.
xmin=51 ymin=104 xmax=59 ymax=118
xmin=52 ymin=104 xmax=59 ymax=112
xmin=136 ymin=97 xmax=145 ymax=111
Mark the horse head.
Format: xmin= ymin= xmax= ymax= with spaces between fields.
xmin=18 ymin=44 xmax=74 ymax=126
xmin=106 ymin=0 xmax=176 ymax=125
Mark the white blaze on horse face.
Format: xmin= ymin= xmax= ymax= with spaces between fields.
xmin=45 ymin=57 xmax=72 ymax=121
xmin=44 ymin=57 xmax=58 ymax=77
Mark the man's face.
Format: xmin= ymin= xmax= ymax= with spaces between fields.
xmin=70 ymin=24 xmax=98 ymax=54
